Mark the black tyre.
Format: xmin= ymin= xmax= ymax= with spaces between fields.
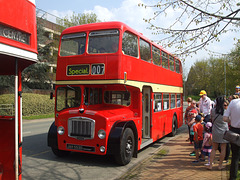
xmin=115 ymin=128 xmax=135 ymax=165
xmin=51 ymin=147 xmax=70 ymax=157
xmin=169 ymin=115 xmax=177 ymax=137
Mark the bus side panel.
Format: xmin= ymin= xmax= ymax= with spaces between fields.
xmin=122 ymin=55 xmax=183 ymax=88
xmin=151 ymin=107 xmax=183 ymax=141
xmin=151 ymin=111 xmax=167 ymax=140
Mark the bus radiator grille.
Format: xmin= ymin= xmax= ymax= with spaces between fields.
xmin=68 ymin=117 xmax=95 ymax=140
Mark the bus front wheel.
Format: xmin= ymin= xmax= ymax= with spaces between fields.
xmin=115 ymin=128 xmax=135 ymax=166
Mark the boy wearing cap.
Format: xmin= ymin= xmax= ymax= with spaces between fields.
xmin=199 ymin=90 xmax=212 ymax=123
xmin=192 ymin=115 xmax=204 ymax=163
xmin=188 ymin=109 xmax=198 ymax=144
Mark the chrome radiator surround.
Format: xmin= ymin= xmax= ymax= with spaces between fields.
xmin=68 ymin=117 xmax=95 ymax=140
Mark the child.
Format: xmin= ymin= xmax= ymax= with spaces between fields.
xmin=189 ymin=109 xmax=198 ymax=144
xmin=201 ymin=122 xmax=212 ymax=166
xmin=192 ymin=115 xmax=204 ymax=163
xmin=188 ymin=109 xmax=198 ymax=156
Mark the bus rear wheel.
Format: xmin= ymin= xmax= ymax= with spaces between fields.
xmin=115 ymin=128 xmax=135 ymax=166
xmin=169 ymin=115 xmax=177 ymax=137
xmin=51 ymin=147 xmax=70 ymax=157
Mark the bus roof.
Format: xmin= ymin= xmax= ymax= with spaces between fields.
xmin=61 ymin=21 xmax=179 ymax=61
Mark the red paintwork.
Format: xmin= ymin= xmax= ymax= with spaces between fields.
xmin=0 ymin=0 xmax=37 ymax=54
xmin=0 ymin=117 xmax=15 ymax=180
xmin=0 ymin=0 xmax=37 ymax=179
xmin=57 ymin=22 xmax=182 ymax=88
xmin=0 ymin=0 xmax=37 ymax=75
xmin=55 ymin=22 xmax=183 ymax=155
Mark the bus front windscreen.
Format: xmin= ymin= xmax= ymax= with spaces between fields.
xmin=88 ymin=30 xmax=119 ymax=54
xmin=60 ymin=33 xmax=86 ymax=56
xmin=56 ymin=86 xmax=82 ymax=111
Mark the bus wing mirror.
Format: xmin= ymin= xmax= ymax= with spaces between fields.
xmin=50 ymin=92 xmax=55 ymax=99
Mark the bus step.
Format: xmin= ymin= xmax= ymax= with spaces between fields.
xmin=140 ymin=138 xmax=153 ymax=149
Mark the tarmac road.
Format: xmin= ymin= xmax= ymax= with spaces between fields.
xmin=22 ymin=118 xmax=186 ymax=180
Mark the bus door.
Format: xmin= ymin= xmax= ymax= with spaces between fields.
xmin=142 ymin=86 xmax=151 ymax=139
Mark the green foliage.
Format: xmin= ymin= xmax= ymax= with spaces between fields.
xmin=0 ymin=75 xmax=15 ymax=93
xmin=57 ymin=12 xmax=100 ymax=31
xmin=0 ymin=93 xmax=54 ymax=116
xmin=185 ymin=43 xmax=240 ymax=98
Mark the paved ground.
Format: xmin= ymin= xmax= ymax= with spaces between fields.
xmin=119 ymin=125 xmax=229 ymax=180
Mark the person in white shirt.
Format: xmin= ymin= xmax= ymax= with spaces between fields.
xmin=199 ymin=90 xmax=212 ymax=123
xmin=223 ymin=98 xmax=240 ymax=180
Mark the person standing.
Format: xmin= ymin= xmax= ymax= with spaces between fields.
xmin=201 ymin=122 xmax=213 ymax=166
xmin=223 ymin=98 xmax=240 ymax=180
xmin=185 ymin=100 xmax=198 ymax=142
xmin=223 ymin=100 xmax=230 ymax=163
xmin=192 ymin=115 xmax=204 ymax=163
xmin=207 ymin=96 xmax=228 ymax=170
xmin=199 ymin=90 xmax=212 ymax=123
xmin=187 ymin=97 xmax=192 ymax=106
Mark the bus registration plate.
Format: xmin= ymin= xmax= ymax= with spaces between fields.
xmin=67 ymin=144 xmax=95 ymax=152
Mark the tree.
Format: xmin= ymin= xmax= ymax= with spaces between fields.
xmin=22 ymin=12 xmax=100 ymax=90
xmin=57 ymin=12 xmax=100 ymax=31
xmin=139 ymin=0 xmax=240 ymax=57
xmin=228 ymin=42 xmax=240 ymax=85
xmin=185 ymin=42 xmax=240 ymax=98
xmin=22 ymin=17 xmax=54 ymax=90
xmin=185 ymin=60 xmax=209 ymax=96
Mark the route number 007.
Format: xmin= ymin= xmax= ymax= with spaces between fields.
xmin=91 ymin=64 xmax=105 ymax=75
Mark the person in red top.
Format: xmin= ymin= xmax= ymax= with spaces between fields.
xmin=184 ymin=100 xmax=199 ymax=142
xmin=192 ymin=115 xmax=204 ymax=163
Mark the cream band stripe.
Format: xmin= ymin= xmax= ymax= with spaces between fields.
xmin=55 ymin=79 xmax=183 ymax=93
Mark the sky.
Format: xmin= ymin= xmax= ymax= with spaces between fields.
xmin=35 ymin=0 xmax=238 ymax=76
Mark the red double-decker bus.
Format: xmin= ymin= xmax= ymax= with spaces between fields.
xmin=48 ymin=21 xmax=183 ymax=165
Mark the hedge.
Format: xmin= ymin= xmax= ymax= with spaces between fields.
xmin=0 ymin=93 xmax=54 ymax=116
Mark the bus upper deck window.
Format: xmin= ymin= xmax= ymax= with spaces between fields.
xmin=122 ymin=31 xmax=138 ymax=58
xmin=60 ymin=33 xmax=86 ymax=56
xmin=176 ymin=59 xmax=181 ymax=73
xmin=140 ymin=38 xmax=151 ymax=62
xmin=162 ymin=51 xmax=169 ymax=69
xmin=88 ymin=30 xmax=119 ymax=54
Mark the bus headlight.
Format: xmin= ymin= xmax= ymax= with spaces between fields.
xmin=98 ymin=129 xmax=106 ymax=139
xmin=57 ymin=126 xmax=65 ymax=135
xmin=100 ymin=146 xmax=105 ymax=153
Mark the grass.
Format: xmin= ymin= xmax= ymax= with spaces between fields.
xmin=23 ymin=113 xmax=54 ymax=120
xmin=153 ymin=148 xmax=169 ymax=159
